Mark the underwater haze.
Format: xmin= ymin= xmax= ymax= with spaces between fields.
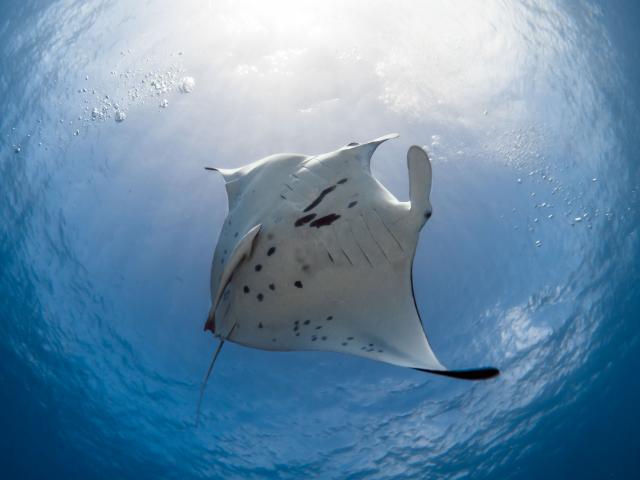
xmin=1 ymin=0 xmax=639 ymax=478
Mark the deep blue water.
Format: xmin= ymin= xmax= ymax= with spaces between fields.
xmin=1 ymin=1 xmax=639 ymax=478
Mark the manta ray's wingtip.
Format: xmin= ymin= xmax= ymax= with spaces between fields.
xmin=414 ymin=367 xmax=500 ymax=380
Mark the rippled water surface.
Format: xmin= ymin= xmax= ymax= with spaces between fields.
xmin=1 ymin=1 xmax=639 ymax=478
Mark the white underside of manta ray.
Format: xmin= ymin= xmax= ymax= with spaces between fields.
xmin=200 ymin=134 xmax=499 ymax=395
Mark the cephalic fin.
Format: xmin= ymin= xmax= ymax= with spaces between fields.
xmin=407 ymin=145 xmax=433 ymax=228
xmin=414 ymin=367 xmax=500 ymax=380
xmin=205 ymin=224 xmax=262 ymax=336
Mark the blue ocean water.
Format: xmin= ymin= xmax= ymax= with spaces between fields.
xmin=1 ymin=0 xmax=639 ymax=478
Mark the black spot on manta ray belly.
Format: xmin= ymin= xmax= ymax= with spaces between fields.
xmin=295 ymin=213 xmax=316 ymax=227
xmin=257 ymin=293 xmax=264 ymax=301
xmin=269 ymin=283 xmax=275 ymax=290
xmin=303 ymin=185 xmax=336 ymax=212
xmin=309 ymin=213 xmax=341 ymax=228
xmin=348 ymin=201 xmax=358 ymax=208
xmin=267 ymin=246 xmax=276 ymax=256
xmin=255 ymin=264 xmax=262 ymax=272
xmin=337 ymin=178 xmax=348 ymax=184
xmin=294 ymin=280 xmax=303 ymax=288
xmin=243 ymin=285 xmax=250 ymax=293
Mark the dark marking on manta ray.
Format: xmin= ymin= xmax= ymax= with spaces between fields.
xmin=257 ymin=293 xmax=264 ymax=301
xmin=347 ymin=336 xmax=354 ymax=340
xmin=342 ymin=342 xmax=348 ymax=346
xmin=322 ymin=336 xmax=327 ymax=341
xmin=303 ymin=185 xmax=336 ymax=212
xmin=267 ymin=246 xmax=276 ymax=256
xmin=258 ymin=322 xmax=263 ymax=328
xmin=326 ymin=316 xmax=333 ymax=321
xmin=309 ymin=213 xmax=341 ymax=228
xmin=302 ymin=264 xmax=310 ymax=272
xmin=303 ymin=319 xmax=310 ymax=325
xmin=255 ymin=264 xmax=262 ymax=272
xmin=269 ymin=283 xmax=275 ymax=290
xmin=348 ymin=201 xmax=358 ymax=208
xmin=295 ymin=332 xmax=300 ymax=336
xmin=272 ymin=338 xmax=277 ymax=342
xmin=337 ymin=178 xmax=348 ymax=184
xmin=315 ymin=325 xmax=322 ymax=330
xmin=295 ymin=280 xmax=303 ymax=288
xmin=295 ymin=213 xmax=317 ymax=227
xmin=243 ymin=285 xmax=250 ymax=293
xmin=311 ymin=335 xmax=317 ymax=341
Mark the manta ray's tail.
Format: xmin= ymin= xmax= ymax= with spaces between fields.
xmin=196 ymin=339 xmax=225 ymax=426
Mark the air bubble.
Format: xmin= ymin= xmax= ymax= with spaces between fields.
xmin=179 ymin=76 xmax=195 ymax=93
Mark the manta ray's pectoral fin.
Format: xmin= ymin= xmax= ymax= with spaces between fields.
xmin=348 ymin=133 xmax=399 ymax=171
xmin=414 ymin=366 xmax=500 ymax=380
xmin=205 ymin=224 xmax=262 ymax=335
xmin=205 ymin=166 xmax=244 ymax=209
xmin=406 ymin=145 xmax=433 ymax=229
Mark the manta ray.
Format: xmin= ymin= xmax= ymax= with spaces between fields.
xmin=199 ymin=134 xmax=498 ymax=409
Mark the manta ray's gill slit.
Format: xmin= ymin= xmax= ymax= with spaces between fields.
xmin=340 ymin=247 xmax=354 ymax=266
xmin=360 ymin=213 xmax=391 ymax=263
xmin=352 ymin=232 xmax=373 ymax=268
xmin=295 ymin=213 xmax=316 ymax=227
xmin=325 ymin=248 xmax=335 ymax=263
xmin=372 ymin=208 xmax=404 ymax=252
xmin=303 ymin=185 xmax=337 ymax=213
xmin=309 ymin=213 xmax=341 ymax=228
